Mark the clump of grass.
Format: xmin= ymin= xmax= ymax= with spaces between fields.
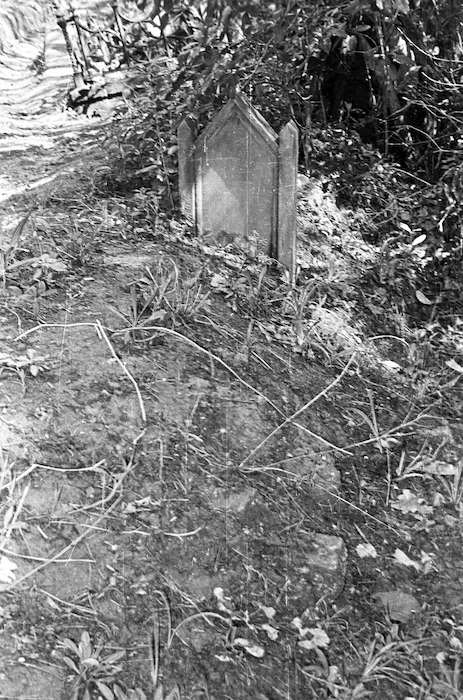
xmin=109 ymin=256 xmax=210 ymax=342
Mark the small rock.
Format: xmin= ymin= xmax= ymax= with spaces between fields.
xmin=185 ymin=571 xmax=221 ymax=600
xmin=209 ymin=487 xmax=256 ymax=514
xmin=296 ymin=532 xmax=347 ymax=603
xmin=175 ymin=617 xmax=218 ymax=652
xmin=303 ymin=533 xmax=346 ymax=572
xmin=289 ymin=450 xmax=341 ymax=501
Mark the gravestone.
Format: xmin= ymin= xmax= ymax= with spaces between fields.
xmin=178 ymin=94 xmax=298 ymax=275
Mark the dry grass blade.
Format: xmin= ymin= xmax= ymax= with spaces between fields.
xmin=7 ymin=494 xmax=122 ymax=590
xmin=5 ymin=209 xmax=33 ymax=259
xmin=1 ymin=209 xmax=33 ymax=287
xmin=151 ymin=591 xmax=183 ymax=700
xmin=0 ymin=482 xmax=30 ymax=550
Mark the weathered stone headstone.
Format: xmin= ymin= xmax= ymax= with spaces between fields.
xmin=178 ymin=94 xmax=298 ymax=275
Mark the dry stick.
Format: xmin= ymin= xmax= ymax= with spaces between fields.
xmin=169 ymin=612 xmax=228 ymax=649
xmin=16 ymin=322 xmax=349 ymax=455
xmin=95 ymin=320 xmax=146 ymax=422
xmin=6 ymin=431 xmax=145 ymax=587
xmin=0 ymin=548 xmax=93 ymax=563
xmin=342 ymin=409 xmax=432 ymax=452
xmin=310 ymin=483 xmax=403 ymax=537
xmin=15 ymin=321 xmax=146 ymax=423
xmin=0 ymin=463 xmax=37 ymax=493
xmin=126 ymin=325 xmax=352 ymax=456
xmin=15 ymin=322 xmax=97 ymax=338
xmin=69 ymin=429 xmax=145 ymax=513
xmin=260 ymin=409 xmax=429 ymax=469
xmin=7 ymin=495 xmax=122 ymax=591
xmin=0 ymin=482 xmax=30 ymax=550
xmin=237 ymin=353 xmax=357 ymax=471
xmin=36 ymin=587 xmax=98 ymax=616
xmin=32 ymin=459 xmax=106 ymax=474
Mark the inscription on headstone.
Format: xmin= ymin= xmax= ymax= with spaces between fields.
xmin=178 ymin=94 xmax=298 ymax=275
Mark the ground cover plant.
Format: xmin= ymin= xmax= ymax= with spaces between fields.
xmin=0 ymin=1 xmax=463 ymax=700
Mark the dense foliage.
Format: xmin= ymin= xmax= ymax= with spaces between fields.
xmin=104 ymin=0 xmax=463 ymax=317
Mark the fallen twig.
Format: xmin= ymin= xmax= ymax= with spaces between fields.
xmin=14 ymin=321 xmax=350 ymax=454
xmin=237 ymin=353 xmax=357 ymax=471
xmin=7 ymin=495 xmax=122 ymax=591
xmin=118 ymin=324 xmax=352 ymax=455
xmin=15 ymin=321 xmax=146 ymax=423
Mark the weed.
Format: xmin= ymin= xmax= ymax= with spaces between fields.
xmin=0 ymin=210 xmax=32 ymax=288
xmin=0 ymin=348 xmax=48 ymax=392
xmin=433 ymin=652 xmax=463 ymax=700
xmin=56 ymin=216 xmax=96 ymax=267
xmin=0 ymin=209 xmax=67 ymax=312
xmin=57 ymin=630 xmax=127 ymax=700
xmin=282 ymin=280 xmax=321 ymax=348
xmin=109 ymin=257 xmax=209 ymax=340
xmin=348 ymin=390 xmax=399 ymax=455
xmin=438 ymin=460 xmax=463 ymax=507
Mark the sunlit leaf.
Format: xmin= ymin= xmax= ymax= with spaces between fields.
xmin=262 ymin=623 xmax=279 ymax=641
xmin=79 ymin=630 xmax=93 ymax=660
xmin=411 ymin=233 xmax=426 ymax=247
xmin=380 ymin=360 xmax=401 ymax=372
xmin=398 ymin=222 xmax=412 ymax=233
xmin=0 ymin=555 xmax=17 ymax=583
xmin=95 ymin=681 xmax=115 ymax=700
xmin=415 ymin=290 xmax=433 ymax=305
xmin=446 ymin=358 xmax=463 ymax=373
xmin=61 ymin=655 xmax=80 ymax=674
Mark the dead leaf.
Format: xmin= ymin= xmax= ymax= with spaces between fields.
xmin=297 ymin=628 xmax=330 ymax=650
xmin=356 ymin=542 xmax=378 ymax=558
xmin=213 ymin=587 xmax=233 ymax=614
xmin=233 ymin=638 xmax=265 ymax=657
xmin=261 ymin=623 xmax=279 ymax=641
xmin=393 ymin=548 xmax=421 ymax=571
xmin=261 ymin=605 xmax=276 ymax=619
xmin=418 ymin=459 xmax=456 ymax=476
xmin=416 ymin=290 xmax=433 ymax=305
xmin=420 ymin=551 xmax=434 ymax=575
xmin=392 ymin=489 xmax=433 ymax=515
xmin=446 ymin=358 xmax=463 ymax=373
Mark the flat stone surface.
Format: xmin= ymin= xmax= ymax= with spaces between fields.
xmin=208 ymin=486 xmax=256 ymax=514
xmin=287 ymin=449 xmax=341 ymax=501
xmin=295 ymin=532 xmax=347 ymax=604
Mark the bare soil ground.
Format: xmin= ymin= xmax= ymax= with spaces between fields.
xmin=1 ymin=4 xmax=463 ymax=700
